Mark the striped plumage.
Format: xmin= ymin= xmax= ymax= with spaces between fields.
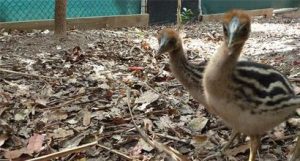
xmin=156 ymin=28 xmax=241 ymax=157
xmin=157 ymin=28 xmax=208 ymax=108
xmin=203 ymin=10 xmax=299 ymax=161
xmin=234 ymin=61 xmax=298 ymax=113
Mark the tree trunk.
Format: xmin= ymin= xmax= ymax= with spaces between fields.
xmin=54 ymin=0 xmax=67 ymax=36
xmin=176 ymin=0 xmax=182 ymax=30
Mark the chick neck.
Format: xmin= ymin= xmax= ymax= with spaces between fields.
xmin=220 ymin=41 xmax=245 ymax=71
xmin=205 ymin=39 xmax=246 ymax=86
xmin=168 ymin=43 xmax=205 ymax=102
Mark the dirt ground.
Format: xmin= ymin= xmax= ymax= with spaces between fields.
xmin=0 ymin=14 xmax=299 ymax=161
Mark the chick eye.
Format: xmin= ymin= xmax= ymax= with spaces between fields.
xmin=169 ymin=38 xmax=176 ymax=45
xmin=240 ymin=27 xmax=249 ymax=36
xmin=223 ymin=25 xmax=228 ymax=34
xmin=241 ymin=27 xmax=248 ymax=33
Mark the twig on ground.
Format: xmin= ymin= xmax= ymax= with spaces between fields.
xmin=96 ymin=144 xmax=133 ymax=160
xmin=27 ymin=141 xmax=132 ymax=161
xmin=155 ymin=133 xmax=190 ymax=144
xmin=27 ymin=141 xmax=98 ymax=161
xmin=48 ymin=94 xmax=86 ymax=110
xmin=0 ymin=68 xmax=66 ymax=80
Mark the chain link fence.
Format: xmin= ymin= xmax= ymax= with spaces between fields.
xmin=0 ymin=0 xmax=141 ymax=22
xmin=202 ymin=0 xmax=300 ymax=14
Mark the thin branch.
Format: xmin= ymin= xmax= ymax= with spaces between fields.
xmin=0 ymin=68 xmax=66 ymax=80
xmin=96 ymin=144 xmax=132 ymax=160
xmin=27 ymin=141 xmax=98 ymax=161
xmin=48 ymin=94 xmax=86 ymax=110
xmin=155 ymin=133 xmax=190 ymax=144
xmin=27 ymin=141 xmax=133 ymax=161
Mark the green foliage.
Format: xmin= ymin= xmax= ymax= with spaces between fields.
xmin=181 ymin=7 xmax=194 ymax=23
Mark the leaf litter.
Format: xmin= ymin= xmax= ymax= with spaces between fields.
xmin=0 ymin=15 xmax=299 ymax=160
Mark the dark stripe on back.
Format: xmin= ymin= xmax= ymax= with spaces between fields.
xmin=232 ymin=75 xmax=288 ymax=99
xmin=237 ymin=61 xmax=275 ymax=70
xmin=182 ymin=61 xmax=203 ymax=79
xmin=265 ymin=96 xmax=293 ymax=106
xmin=235 ymin=69 xmax=293 ymax=94
xmin=236 ymin=61 xmax=293 ymax=94
xmin=233 ymin=86 xmax=263 ymax=106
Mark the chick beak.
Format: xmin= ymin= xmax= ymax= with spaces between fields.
xmin=156 ymin=36 xmax=168 ymax=56
xmin=157 ymin=45 xmax=164 ymax=55
xmin=227 ymin=16 xmax=240 ymax=49
xmin=228 ymin=34 xmax=234 ymax=49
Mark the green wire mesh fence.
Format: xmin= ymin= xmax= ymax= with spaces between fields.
xmin=0 ymin=0 xmax=141 ymax=22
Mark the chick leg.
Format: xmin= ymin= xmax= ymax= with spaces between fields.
xmin=290 ymin=135 xmax=300 ymax=161
xmin=249 ymin=135 xmax=261 ymax=161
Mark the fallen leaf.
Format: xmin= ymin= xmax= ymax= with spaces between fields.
xmin=225 ymin=143 xmax=249 ymax=156
xmin=63 ymin=132 xmax=86 ymax=149
xmin=190 ymin=135 xmax=208 ymax=145
xmin=135 ymin=91 xmax=159 ymax=110
xmin=14 ymin=112 xmax=27 ymax=121
xmin=82 ymin=109 xmax=91 ymax=126
xmin=293 ymin=85 xmax=300 ymax=95
xmin=288 ymin=118 xmax=300 ymax=127
xmin=0 ymin=135 xmax=8 ymax=147
xmin=187 ymin=117 xmax=208 ymax=132
xmin=260 ymin=153 xmax=278 ymax=161
xmin=156 ymin=115 xmax=174 ymax=130
xmin=27 ymin=133 xmax=45 ymax=154
xmin=4 ymin=147 xmax=28 ymax=159
xmin=136 ymin=138 xmax=154 ymax=152
xmin=143 ymin=118 xmax=154 ymax=133
xmin=66 ymin=118 xmax=79 ymax=125
xmin=51 ymin=128 xmax=74 ymax=139
xmin=135 ymin=91 xmax=159 ymax=104
xmin=45 ymin=111 xmax=68 ymax=122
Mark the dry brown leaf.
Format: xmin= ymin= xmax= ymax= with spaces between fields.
xmin=4 ymin=147 xmax=28 ymax=159
xmin=157 ymin=115 xmax=174 ymax=130
xmin=51 ymin=128 xmax=74 ymax=139
xmin=261 ymin=153 xmax=278 ymax=161
xmin=188 ymin=117 xmax=208 ymax=132
xmin=62 ymin=132 xmax=86 ymax=149
xmin=293 ymin=85 xmax=300 ymax=95
xmin=288 ymin=118 xmax=300 ymax=128
xmin=0 ymin=135 xmax=8 ymax=147
xmin=82 ymin=109 xmax=91 ymax=126
xmin=135 ymin=91 xmax=159 ymax=111
xmin=136 ymin=138 xmax=154 ymax=152
xmin=45 ymin=111 xmax=68 ymax=122
xmin=143 ymin=118 xmax=154 ymax=133
xmin=27 ymin=133 xmax=45 ymax=154
xmin=190 ymin=135 xmax=208 ymax=146
xmin=225 ymin=143 xmax=249 ymax=156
